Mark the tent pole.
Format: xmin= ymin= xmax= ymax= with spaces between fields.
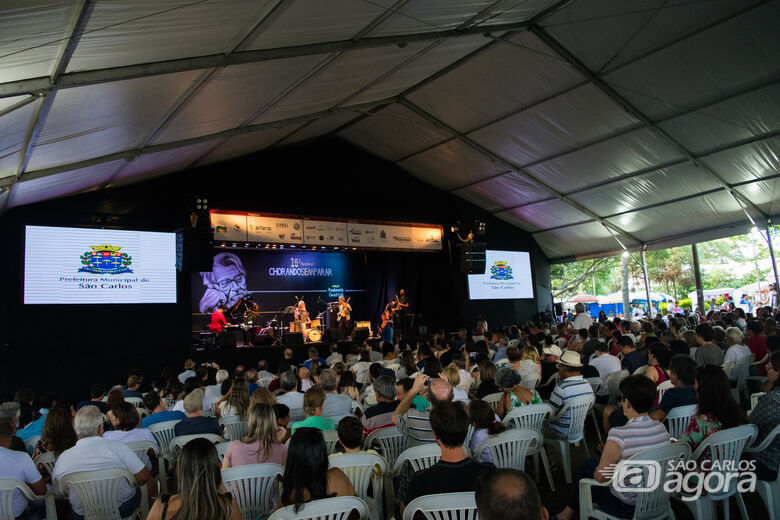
xmin=692 ymin=243 xmax=705 ymax=316
xmin=621 ymin=252 xmax=630 ymax=318
xmin=765 ymin=224 xmax=780 ymax=303
xmin=641 ymin=247 xmax=654 ymax=318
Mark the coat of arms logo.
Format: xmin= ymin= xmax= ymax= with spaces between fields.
xmin=79 ymin=244 xmax=133 ymax=274
xmin=489 ymin=260 xmax=513 ymax=280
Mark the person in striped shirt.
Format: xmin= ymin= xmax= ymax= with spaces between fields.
xmin=547 ymin=351 xmax=594 ymax=435
xmin=555 ymin=375 xmax=670 ymax=520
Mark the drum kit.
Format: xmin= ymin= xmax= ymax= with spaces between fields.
xmin=290 ymin=317 xmax=324 ymax=342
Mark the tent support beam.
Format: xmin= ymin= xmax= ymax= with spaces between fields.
xmin=691 ymin=243 xmax=705 ymax=316
xmin=641 ymin=247 xmax=654 ymax=318
xmin=766 ymin=223 xmax=780 ymax=301
xmin=398 ymin=97 xmax=644 ymax=246
xmin=529 ymin=24 xmax=769 ymax=222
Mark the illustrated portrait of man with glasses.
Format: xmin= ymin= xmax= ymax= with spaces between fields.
xmin=199 ymin=252 xmax=248 ymax=313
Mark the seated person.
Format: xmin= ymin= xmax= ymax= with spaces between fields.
xmin=332 ymin=416 xmax=378 ymax=456
xmin=76 ymin=384 xmax=109 ymax=413
xmin=475 ymin=468 xmax=548 ymax=520
xmin=361 ymin=376 xmax=398 ymax=434
xmin=276 ymin=370 xmax=304 ymax=410
xmin=103 ymin=403 xmax=158 ymax=469
xmin=141 ymin=392 xmax=186 ymax=428
xmin=222 ymin=403 xmax=287 ymax=468
xmin=748 ymin=351 xmax=780 ymax=481
xmin=121 ymin=375 xmax=144 ymax=399
xmin=0 ymin=422 xmax=46 ymax=520
xmin=276 ymin=428 xmax=356 ymax=511
xmin=320 ymin=369 xmax=353 ymax=418
xmin=547 ymin=352 xmax=593 ymax=436
xmin=650 ymin=355 xmax=697 ymax=422
xmin=619 ymin=337 xmax=647 ymax=374
xmin=393 ymin=373 xmax=454 ymax=447
xmin=52 ymin=406 xmax=151 ymax=519
xmin=173 ymin=389 xmax=222 ymax=437
xmin=290 ymin=387 xmax=335 ymax=434
xmin=147 ymin=438 xmax=242 ymax=520
xmin=555 ymin=376 xmax=670 ymax=520
xmin=403 ymin=401 xmax=493 ymax=509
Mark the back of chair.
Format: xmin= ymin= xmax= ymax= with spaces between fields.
xmin=288 ymin=408 xmax=306 ymax=423
xmin=364 ymin=426 xmax=408 ymax=469
xmin=147 ymin=420 xmax=181 ymax=460
xmin=502 ymin=403 xmax=553 ymax=431
xmin=624 ymin=443 xmax=691 ymax=519
xmin=0 ymin=479 xmax=38 ymax=520
xmin=732 ymin=355 xmax=753 ymax=401
xmin=219 ymin=416 xmax=248 ymax=441
xmin=216 ymin=442 xmax=230 ymax=462
xmin=125 ymin=440 xmax=159 ymax=467
xmin=322 ymin=430 xmax=339 ymax=454
xmin=632 ymin=365 xmax=648 ymax=376
xmin=605 ymin=370 xmax=629 ymax=405
xmin=665 ymin=404 xmax=697 ymax=440
xmin=258 ymin=377 xmax=275 ymax=388
xmin=656 ymin=380 xmax=673 ymax=403
xmin=268 ymin=496 xmax=369 ymax=520
xmin=560 ymin=394 xmax=595 ymax=443
xmin=473 ymin=429 xmax=541 ymax=471
xmin=750 ymin=392 xmax=766 ymax=412
xmin=402 ymin=491 xmax=477 ymax=520
xmin=690 ymin=424 xmax=757 ymax=500
xmin=57 ymin=468 xmax=136 ymax=520
xmin=481 ymin=392 xmax=503 ymax=412
xmin=125 ymin=397 xmax=144 ymax=409
xmin=34 ymin=451 xmax=57 ymax=480
xmin=329 ymin=453 xmax=387 ymax=506
xmin=222 ymin=463 xmax=284 ymax=520
xmin=393 ymin=444 xmax=441 ymax=474
xmin=585 ymin=377 xmax=603 ymax=394
xmin=170 ymin=433 xmax=225 ymax=458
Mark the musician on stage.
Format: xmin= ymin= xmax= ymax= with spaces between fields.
xmin=392 ymin=289 xmax=410 ymax=331
xmin=294 ymin=300 xmax=310 ymax=322
xmin=338 ymin=296 xmax=352 ymax=338
xmin=208 ymin=305 xmax=232 ymax=333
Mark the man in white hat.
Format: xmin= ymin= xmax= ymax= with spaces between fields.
xmin=547 ymin=351 xmax=593 ymax=435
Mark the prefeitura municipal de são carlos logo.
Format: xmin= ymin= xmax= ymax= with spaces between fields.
xmin=490 ymin=260 xmax=513 ymax=280
xmin=79 ymin=244 xmax=133 ymax=274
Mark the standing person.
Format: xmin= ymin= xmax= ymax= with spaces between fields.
xmin=572 ymin=303 xmax=592 ymax=331
xmin=393 ymin=289 xmax=410 ymax=332
xmin=338 ymin=296 xmax=352 ymax=338
xmin=148 ymin=438 xmax=242 ymax=520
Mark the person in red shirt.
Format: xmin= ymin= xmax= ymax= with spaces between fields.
xmin=746 ymin=320 xmax=769 ymax=376
xmin=209 ymin=306 xmax=231 ymax=333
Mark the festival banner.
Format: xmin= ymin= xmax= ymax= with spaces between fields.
xmin=303 ymin=219 xmax=348 ymax=246
xmin=246 ymin=214 xmax=304 ymax=244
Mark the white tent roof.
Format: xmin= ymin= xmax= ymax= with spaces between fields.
xmin=1 ymin=1 xmax=779 ymax=261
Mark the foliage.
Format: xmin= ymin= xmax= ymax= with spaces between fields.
xmin=678 ymin=298 xmax=692 ymax=309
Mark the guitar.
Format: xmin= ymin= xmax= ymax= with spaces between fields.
xmin=338 ymin=298 xmax=351 ymax=320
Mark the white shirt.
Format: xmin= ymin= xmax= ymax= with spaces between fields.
xmin=322 ymin=393 xmax=352 ymax=418
xmin=0 ymin=446 xmax=42 ymax=516
xmin=177 ymin=370 xmax=196 ymax=383
xmin=52 ymin=436 xmax=145 ymax=515
xmin=102 ymin=428 xmax=158 ymax=469
xmin=621 ymin=333 xmax=637 ymax=345
xmin=352 ymin=361 xmax=372 ymax=385
xmin=452 ymin=388 xmax=469 ymax=402
xmin=219 ymin=402 xmax=240 ymax=418
xmin=591 ymin=354 xmax=623 ymax=394
xmin=458 ymin=369 xmax=474 ymax=389
xmin=724 ymin=343 xmax=753 ymax=374
xmin=204 ymin=384 xmax=223 ymax=403
xmin=369 ymin=351 xmax=383 ymax=362
xmin=326 ymin=352 xmax=344 ymax=366
xmin=573 ymin=312 xmax=592 ymax=330
xmin=276 ymin=391 xmax=304 ymax=410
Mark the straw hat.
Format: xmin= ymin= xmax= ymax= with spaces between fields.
xmin=558 ymin=350 xmax=583 ymax=368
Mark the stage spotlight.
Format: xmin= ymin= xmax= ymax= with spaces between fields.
xmin=475 ymin=220 xmax=487 ymax=235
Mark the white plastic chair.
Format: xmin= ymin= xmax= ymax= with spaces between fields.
xmin=146 ymin=420 xmax=181 ymax=462
xmin=23 ymin=436 xmax=40 ymax=455
xmin=580 ymin=443 xmax=691 ymax=520
xmin=258 ymin=376 xmax=275 ymax=388
xmin=124 ymin=397 xmax=144 ymax=409
xmin=542 ymin=393 xmax=595 ymax=484
xmin=591 ymin=369 xmax=629 ymax=446
xmin=664 ymin=404 xmax=697 ymax=440
xmin=502 ymin=403 xmax=556 ymax=490
xmin=744 ymin=424 xmax=780 ymax=520
xmin=481 ymin=392 xmax=503 ymax=412
xmin=222 ymin=463 xmax=283 ymax=520
xmin=364 ymin=426 xmax=408 ymax=472
xmin=473 ymin=428 xmax=541 ymax=472
xmin=749 ymin=392 xmax=766 ymax=415
xmin=731 ymin=354 xmax=753 ymax=403
xmin=56 ymin=468 xmax=141 ymax=520
xmin=169 ymin=433 xmax=225 ymax=458
xmin=0 ymin=478 xmax=56 ymax=520
xmin=125 ymin=440 xmax=161 ymax=517
xmin=216 ymin=441 xmax=230 ymax=462
xmin=632 ymin=365 xmax=648 ymax=376
xmin=747 ymin=353 xmax=769 ymax=388
xmin=585 ymin=377 xmax=603 ymax=395
xmin=219 ymin=416 xmax=248 ymax=441
xmin=655 ymin=380 xmax=673 ymax=403
xmin=329 ymin=453 xmax=387 ymax=520
xmin=535 ymin=372 xmax=559 ymax=393
xmin=268 ymin=496 xmax=369 ymax=520
xmin=679 ymin=424 xmax=757 ymax=520
xmin=323 ymin=430 xmax=339 ymax=454
xmin=402 ymin=491 xmax=477 ymax=520
xmin=392 ymin=444 xmax=441 ymax=475
xmin=34 ymin=451 xmax=57 ymax=480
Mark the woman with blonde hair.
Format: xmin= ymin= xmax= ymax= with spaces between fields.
xmin=475 ymin=360 xmax=500 ymax=399
xmin=249 ymin=387 xmax=277 ymax=407
xmin=222 ymin=403 xmax=287 ymax=469
xmin=442 ymin=367 xmax=469 ymax=401
xmin=516 ymin=346 xmax=542 ymax=385
xmin=218 ymin=379 xmax=250 ymax=418
xmin=147 ymin=438 xmax=242 ymax=520
xmin=290 ymin=387 xmax=334 ymax=434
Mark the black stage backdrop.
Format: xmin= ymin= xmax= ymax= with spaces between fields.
xmin=0 ymin=138 xmax=551 ymax=399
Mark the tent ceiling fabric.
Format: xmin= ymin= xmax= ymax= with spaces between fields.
xmin=1 ymin=0 xmax=779 ymax=262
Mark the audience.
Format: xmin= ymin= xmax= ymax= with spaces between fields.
xmin=276 ymin=370 xmax=304 ymax=410
xmin=320 ymin=368 xmax=352 ymax=418
xmin=177 ymin=359 xmax=197 ymax=383
xmin=52 ymin=406 xmax=151 ymax=519
xmin=619 ymin=336 xmax=647 ymax=374
xmin=475 ymin=361 xmax=500 ymax=399
xmin=748 ymin=351 xmax=780 ymax=481
xmin=76 ymin=384 xmax=108 ymax=413
xmin=650 ymin=355 xmax=698 ymax=422
xmin=37 ymin=405 xmax=78 ymax=456
xmin=222 ymin=403 xmax=287 ymax=468
xmin=277 ymin=428 xmax=356 ymax=512
xmin=468 ymin=399 xmax=506 ymax=464
xmin=104 ymin=403 xmax=158 ymax=466
xmin=121 ymin=375 xmax=143 ymax=399
xmin=495 ymin=368 xmax=542 ymax=420
xmin=393 ymin=373 xmax=453 ymax=446
xmin=333 ymin=416 xmax=378 ymax=456
xmin=173 ymin=389 xmax=222 ymax=436
xmin=290 ymin=387 xmax=335 ymax=434
xmin=695 ymin=323 xmax=724 ymax=365
xmin=361 ymin=376 xmax=398 ymax=433
xmin=148 ymin=437 xmax=242 ymax=520
xmin=548 ymin=351 xmax=593 ymax=435
xmin=218 ymin=378 xmax=250 ymax=418
xmin=475 ymin=468 xmax=548 ymax=520
xmin=141 ymin=391 xmax=186 ymax=428
xmin=337 ymin=370 xmax=361 ymax=401
xmin=0 ymin=421 xmax=46 ymax=519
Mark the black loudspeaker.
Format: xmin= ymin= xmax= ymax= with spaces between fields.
xmin=554 ymin=302 xmax=563 ymax=315
xmin=284 ymin=332 xmax=304 ymax=345
xmin=176 ymin=228 xmax=214 ymax=272
xmin=353 ymin=327 xmax=370 ymax=343
xmin=251 ymin=334 xmax=273 ymax=346
xmin=216 ymin=333 xmax=236 ymax=348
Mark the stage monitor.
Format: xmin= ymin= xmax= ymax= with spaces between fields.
xmin=467 ymin=250 xmax=534 ymax=300
xmin=24 ymin=226 xmax=177 ymax=304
